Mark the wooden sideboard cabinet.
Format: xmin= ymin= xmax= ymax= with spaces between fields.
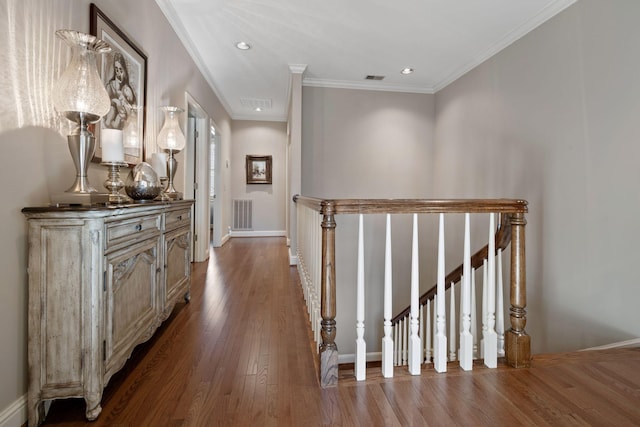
xmin=22 ymin=200 xmax=194 ymax=426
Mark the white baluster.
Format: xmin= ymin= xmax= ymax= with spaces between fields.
xmin=408 ymin=214 xmax=422 ymax=375
xmin=497 ymin=248 xmax=505 ymax=357
xmin=355 ymin=214 xmax=366 ymax=380
xmin=459 ymin=213 xmax=473 ymax=370
xmin=420 ymin=304 xmax=424 ymax=360
xmin=449 ymin=282 xmax=457 ymax=362
xmin=481 ymin=258 xmax=487 ymax=358
xmin=425 ymin=300 xmax=432 ymax=364
xmin=400 ymin=321 xmax=404 ymax=366
xmin=483 ymin=213 xmax=498 ymax=368
xmin=434 ymin=213 xmax=448 ymax=373
xmin=382 ymin=214 xmax=394 ymax=378
xmin=403 ymin=317 xmax=408 ymax=366
xmin=315 ymin=213 xmax=321 ymax=346
xmin=398 ymin=319 xmax=403 ymax=366
xmin=394 ymin=322 xmax=399 ymax=366
xmin=471 ymin=269 xmax=478 ymax=359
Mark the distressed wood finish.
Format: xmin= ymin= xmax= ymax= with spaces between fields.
xmin=22 ymin=200 xmax=193 ymax=426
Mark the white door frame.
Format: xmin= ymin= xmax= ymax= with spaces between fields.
xmin=184 ymin=92 xmax=210 ymax=262
xmin=210 ymin=123 xmax=223 ymax=247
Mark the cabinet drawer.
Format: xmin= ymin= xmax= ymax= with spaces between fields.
xmin=165 ymin=209 xmax=191 ymax=231
xmin=106 ymin=215 xmax=161 ymax=249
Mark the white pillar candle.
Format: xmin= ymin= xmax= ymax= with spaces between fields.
xmin=101 ymin=129 xmax=124 ymax=162
xmin=151 ymin=152 xmax=168 ymax=178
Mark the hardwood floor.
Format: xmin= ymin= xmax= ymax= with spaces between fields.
xmin=42 ymin=237 xmax=640 ymax=426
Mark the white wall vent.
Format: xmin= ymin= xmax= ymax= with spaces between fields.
xmin=233 ymin=199 xmax=253 ymax=230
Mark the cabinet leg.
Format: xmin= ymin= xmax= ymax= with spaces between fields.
xmin=184 ymin=291 xmax=191 ymax=303
xmin=85 ymin=398 xmax=102 ymax=421
xmin=28 ymin=398 xmax=44 ymax=427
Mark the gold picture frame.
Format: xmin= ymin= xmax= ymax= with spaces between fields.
xmin=246 ymin=155 xmax=272 ymax=184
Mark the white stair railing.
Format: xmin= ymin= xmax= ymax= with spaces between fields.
xmin=384 ymin=213 xmax=510 ymax=372
xmin=408 ymin=214 xmax=422 ymax=375
xmin=459 ymin=213 xmax=473 ymax=370
xmin=355 ymin=214 xmax=366 ymax=380
xmin=293 ymin=196 xmax=530 ymax=387
xmin=381 ymin=214 xmax=394 ymax=377
xmin=295 ymin=200 xmax=322 ymax=348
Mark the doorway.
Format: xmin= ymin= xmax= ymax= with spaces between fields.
xmin=184 ymin=92 xmax=210 ymax=262
xmin=209 ymin=124 xmax=222 ymax=247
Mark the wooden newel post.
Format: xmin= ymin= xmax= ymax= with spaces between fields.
xmin=505 ymin=212 xmax=531 ymax=367
xmin=319 ymin=201 xmax=338 ymax=387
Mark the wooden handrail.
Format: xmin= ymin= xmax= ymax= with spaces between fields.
xmin=294 ymin=195 xmax=527 ymax=215
xmin=391 ymin=213 xmax=512 ymax=324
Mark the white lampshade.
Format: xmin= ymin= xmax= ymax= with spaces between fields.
xmin=53 ymin=30 xmax=111 ymax=122
xmin=157 ymin=106 xmax=185 ymax=151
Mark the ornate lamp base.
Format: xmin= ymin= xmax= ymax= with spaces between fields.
xmin=162 ymin=149 xmax=183 ymax=200
xmin=101 ymin=161 xmax=131 ymax=204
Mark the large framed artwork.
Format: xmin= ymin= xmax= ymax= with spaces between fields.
xmin=246 ymin=155 xmax=272 ymax=184
xmin=90 ymin=3 xmax=147 ymax=165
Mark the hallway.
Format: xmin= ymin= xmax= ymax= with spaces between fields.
xmin=42 ymin=237 xmax=640 ymax=426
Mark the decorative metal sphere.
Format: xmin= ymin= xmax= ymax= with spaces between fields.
xmin=124 ymin=162 xmax=162 ymax=200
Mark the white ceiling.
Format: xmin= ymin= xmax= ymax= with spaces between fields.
xmin=156 ymin=0 xmax=576 ymax=122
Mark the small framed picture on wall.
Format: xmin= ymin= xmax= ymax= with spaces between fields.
xmin=246 ymin=155 xmax=272 ymax=184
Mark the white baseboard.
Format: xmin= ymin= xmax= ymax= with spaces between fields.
xmin=220 ymin=232 xmax=231 ymax=245
xmin=289 ymin=249 xmax=298 ymax=266
xmin=229 ymin=230 xmax=286 ymax=238
xmin=581 ymin=338 xmax=640 ymax=351
xmin=338 ymin=352 xmax=382 ymax=365
xmin=0 ymin=394 xmax=26 ymax=427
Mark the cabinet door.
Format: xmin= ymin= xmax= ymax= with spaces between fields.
xmin=162 ymin=226 xmax=191 ymax=318
xmin=104 ymin=236 xmax=160 ymax=382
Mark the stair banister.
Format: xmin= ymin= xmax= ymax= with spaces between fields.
xmin=293 ymin=195 xmax=530 ymax=387
xmin=319 ymin=199 xmax=338 ymax=387
xmin=506 ymin=212 xmax=530 ymax=367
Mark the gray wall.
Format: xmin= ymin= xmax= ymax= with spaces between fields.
xmin=0 ymin=0 xmax=232 ymax=417
xmin=301 ymin=0 xmax=640 ymax=357
xmin=231 ymin=121 xmax=287 ymax=232
xmin=433 ymin=0 xmax=640 ymax=353
xmin=302 ymin=87 xmax=437 ymax=355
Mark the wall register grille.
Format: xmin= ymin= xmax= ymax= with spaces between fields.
xmin=233 ymin=199 xmax=253 ymax=230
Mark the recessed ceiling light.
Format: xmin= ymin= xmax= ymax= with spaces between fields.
xmin=401 ymin=68 xmax=414 ymax=75
xmin=235 ymin=41 xmax=251 ymax=50
xmin=254 ymin=107 xmax=262 ymax=112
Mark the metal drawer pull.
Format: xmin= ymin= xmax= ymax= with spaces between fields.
xmin=135 ymin=224 xmax=142 ymax=231
xmin=177 ymin=215 xmax=182 ymax=221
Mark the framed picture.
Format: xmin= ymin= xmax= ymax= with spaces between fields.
xmin=90 ymin=3 xmax=147 ymax=165
xmin=246 ymin=155 xmax=272 ymax=184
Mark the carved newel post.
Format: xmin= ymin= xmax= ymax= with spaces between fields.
xmin=319 ymin=201 xmax=339 ymax=387
xmin=505 ymin=212 xmax=531 ymax=367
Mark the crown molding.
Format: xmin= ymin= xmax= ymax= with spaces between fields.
xmin=303 ymin=78 xmax=435 ymax=94
xmin=433 ymin=0 xmax=578 ymax=92
xmin=231 ymin=113 xmax=288 ymax=122
xmin=155 ymin=0 xmax=234 ymax=116
xmin=289 ymin=64 xmax=308 ymax=74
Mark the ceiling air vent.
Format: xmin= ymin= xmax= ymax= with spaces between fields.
xmin=239 ymin=97 xmax=272 ymax=110
xmin=365 ymin=75 xmax=385 ymax=81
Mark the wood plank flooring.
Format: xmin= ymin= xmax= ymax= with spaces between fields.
xmin=42 ymin=237 xmax=640 ymax=426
